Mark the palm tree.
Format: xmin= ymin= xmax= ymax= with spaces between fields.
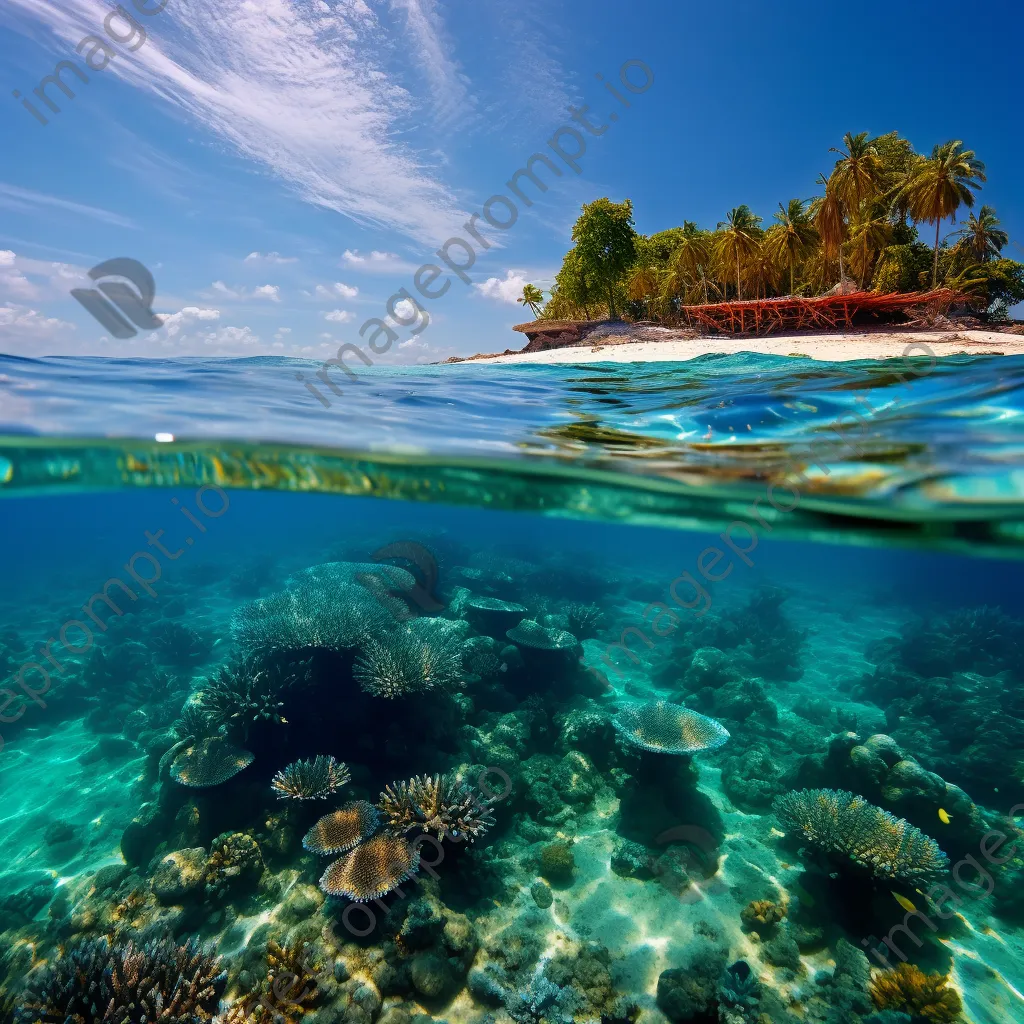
xmin=517 ymin=283 xmax=545 ymax=318
xmin=899 ymin=140 xmax=987 ymax=287
xmin=764 ymin=199 xmax=817 ymax=294
xmin=829 ymin=132 xmax=885 ymax=212
xmin=811 ymin=174 xmax=848 ymax=290
xmin=953 ymin=205 xmax=1008 ymax=262
xmin=715 ymin=206 xmax=762 ymax=300
xmin=672 ymin=223 xmax=713 ymax=303
xmin=847 ymin=213 xmax=892 ymax=289
xmin=626 ymin=264 xmax=660 ymax=318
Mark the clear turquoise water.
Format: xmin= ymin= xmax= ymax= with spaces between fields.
xmin=1 ymin=353 xmax=1023 ymax=1024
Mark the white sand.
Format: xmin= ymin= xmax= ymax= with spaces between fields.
xmin=480 ymin=329 xmax=1022 ymax=364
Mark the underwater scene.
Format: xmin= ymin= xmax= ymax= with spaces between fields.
xmin=2 ymin=354 xmax=1024 ymax=1024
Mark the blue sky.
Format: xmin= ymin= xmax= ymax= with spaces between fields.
xmin=1 ymin=0 xmax=1021 ymax=360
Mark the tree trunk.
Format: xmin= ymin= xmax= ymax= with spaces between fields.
xmin=607 ymin=283 xmax=617 ymax=320
xmin=790 ymin=258 xmax=795 ymax=296
xmin=932 ymin=218 xmax=941 ymax=288
xmin=735 ymin=251 xmax=742 ymax=301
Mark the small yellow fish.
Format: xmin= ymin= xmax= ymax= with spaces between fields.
xmin=938 ymin=808 xmax=952 ymax=824
xmin=892 ymin=892 xmax=917 ymax=914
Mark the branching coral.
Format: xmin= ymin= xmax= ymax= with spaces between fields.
xmin=271 ymin=755 xmax=350 ymax=800
xmin=773 ymin=788 xmax=949 ymax=884
xmin=353 ymin=627 xmax=462 ymax=699
xmin=15 ymin=933 xmax=225 ymax=1024
xmin=232 ymin=564 xmax=403 ymax=655
xmin=378 ymin=772 xmax=495 ymax=841
xmin=223 ymin=940 xmax=321 ymax=1024
xmin=196 ymin=653 xmax=310 ymax=737
xmin=565 ymin=602 xmax=605 ymax=639
xmin=869 ymin=963 xmax=963 ymax=1022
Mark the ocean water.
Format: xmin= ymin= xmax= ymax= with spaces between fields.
xmin=1 ymin=352 xmax=1024 ymax=1024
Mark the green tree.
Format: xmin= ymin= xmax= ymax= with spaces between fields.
xmin=764 ymin=199 xmax=817 ymax=294
xmin=848 ymin=213 xmax=892 ymax=289
xmin=714 ymin=205 xmax=762 ymax=300
xmin=550 ymin=246 xmax=597 ymax=319
xmin=899 ymin=140 xmax=987 ymax=287
xmin=570 ymin=198 xmax=638 ymax=319
xmin=829 ymin=132 xmax=885 ymax=212
xmin=811 ymin=175 xmax=848 ymax=288
xmin=517 ymin=284 xmax=545 ymax=318
xmin=953 ymin=205 xmax=1008 ymax=262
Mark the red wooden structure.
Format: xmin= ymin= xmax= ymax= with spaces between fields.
xmin=680 ymin=289 xmax=960 ymax=336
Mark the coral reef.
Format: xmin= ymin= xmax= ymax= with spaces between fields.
xmin=196 ymin=653 xmax=310 ymax=736
xmin=303 ymin=802 xmax=381 ymax=855
xmin=869 ymin=964 xmax=963 ymax=1023
xmin=272 ymin=755 xmax=351 ymax=800
xmin=319 ymin=834 xmax=420 ymax=901
xmin=15 ymin=933 xmax=225 ymax=1024
xmin=378 ymin=773 xmax=495 ymax=841
xmin=170 ymin=736 xmax=255 ymax=787
xmin=773 ymin=789 xmax=950 ymax=884
xmin=613 ymin=701 xmax=730 ymax=754
xmin=353 ymin=627 xmax=462 ymax=699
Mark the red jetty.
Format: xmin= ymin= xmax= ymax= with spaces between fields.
xmin=680 ymin=289 xmax=961 ymax=336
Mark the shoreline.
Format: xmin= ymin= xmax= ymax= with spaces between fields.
xmin=461 ymin=325 xmax=1024 ymax=364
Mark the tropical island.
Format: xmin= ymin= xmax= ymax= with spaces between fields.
xmin=459 ymin=133 xmax=1024 ymax=362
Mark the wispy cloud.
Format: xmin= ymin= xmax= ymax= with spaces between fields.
xmin=245 ymin=251 xmax=298 ymax=264
xmin=314 ymin=282 xmax=359 ymax=299
xmin=0 ymin=182 xmax=137 ymax=229
xmin=209 ymin=281 xmax=281 ymax=301
xmin=6 ymin=0 xmax=466 ymax=243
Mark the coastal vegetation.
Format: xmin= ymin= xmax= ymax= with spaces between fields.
xmin=524 ymin=132 xmax=1023 ymax=323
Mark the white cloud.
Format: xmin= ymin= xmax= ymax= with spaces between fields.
xmin=392 ymin=298 xmax=416 ymax=321
xmin=210 ymin=281 xmax=280 ymax=301
xmin=0 ymin=183 xmax=137 ymax=229
xmin=475 ymin=269 xmax=530 ymax=305
xmin=244 ymin=251 xmax=298 ymax=264
xmin=342 ymin=249 xmax=366 ymax=263
xmin=0 ymin=250 xmax=15 ymax=266
xmin=324 ymin=309 xmax=354 ymax=322
xmin=341 ymin=249 xmax=418 ymax=274
xmin=314 ymin=282 xmax=359 ymax=299
xmin=0 ymin=303 xmax=76 ymax=346
xmin=161 ymin=306 xmax=221 ymax=337
xmin=5 ymin=0 xmax=466 ymax=244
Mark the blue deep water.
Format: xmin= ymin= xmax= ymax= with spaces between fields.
xmin=1 ymin=352 xmax=1024 ymax=1024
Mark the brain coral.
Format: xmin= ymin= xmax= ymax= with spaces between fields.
xmin=773 ymin=788 xmax=949 ymax=884
xmin=319 ymin=834 xmax=420 ymax=901
xmin=303 ymin=801 xmax=380 ymax=856
xmin=170 ymin=736 xmax=254 ymax=788
xmin=612 ymin=701 xmax=730 ymax=755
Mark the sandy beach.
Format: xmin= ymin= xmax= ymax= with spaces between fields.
xmin=479 ymin=327 xmax=1024 ymax=364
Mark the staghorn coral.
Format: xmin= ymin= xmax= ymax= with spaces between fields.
xmin=613 ymin=701 xmax=730 ymax=755
xmin=15 ymin=933 xmax=225 ymax=1024
xmin=869 ymin=963 xmax=963 ymax=1022
xmin=353 ymin=627 xmax=462 ymax=699
xmin=223 ymin=940 xmax=321 ymax=1024
xmin=378 ymin=772 xmax=495 ymax=841
xmin=773 ymin=788 xmax=949 ymax=884
xmin=303 ymin=801 xmax=380 ymax=855
xmin=319 ymin=834 xmax=420 ymax=900
xmin=170 ymin=736 xmax=255 ymax=788
xmin=565 ymin=602 xmax=605 ymax=639
xmin=196 ymin=653 xmax=310 ymax=737
xmin=271 ymin=755 xmax=350 ymax=800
